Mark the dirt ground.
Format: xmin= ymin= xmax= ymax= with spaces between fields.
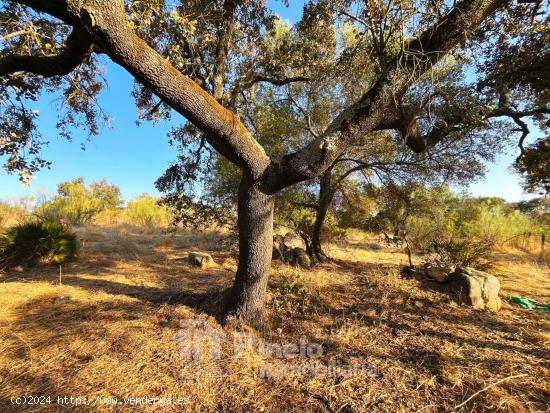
xmin=0 ymin=226 xmax=548 ymax=412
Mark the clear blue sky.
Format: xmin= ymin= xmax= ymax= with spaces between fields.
xmin=0 ymin=1 xmax=536 ymax=203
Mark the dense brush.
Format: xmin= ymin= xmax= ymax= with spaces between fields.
xmin=0 ymin=220 xmax=78 ymax=270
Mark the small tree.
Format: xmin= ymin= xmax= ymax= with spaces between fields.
xmin=39 ymin=178 xmax=122 ymax=225
xmin=126 ymin=194 xmax=173 ymax=228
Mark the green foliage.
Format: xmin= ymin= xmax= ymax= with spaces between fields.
xmin=514 ymin=197 xmax=550 ymax=229
xmin=126 ymin=194 xmax=173 ymax=228
xmin=457 ymin=203 xmax=541 ymax=241
xmin=432 ymin=236 xmax=496 ymax=268
xmin=0 ymin=219 xmax=78 ymax=269
xmin=515 ymin=136 xmax=550 ymax=195
xmin=361 ymin=184 xmax=545 ymax=266
xmin=274 ymin=185 xmax=345 ymax=248
xmin=38 ymin=178 xmax=122 ymax=226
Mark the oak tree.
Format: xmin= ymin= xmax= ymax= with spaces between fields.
xmin=1 ymin=0 xmax=538 ymax=323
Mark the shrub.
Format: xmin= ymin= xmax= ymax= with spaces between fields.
xmin=37 ymin=178 xmax=122 ymax=226
xmin=126 ymin=194 xmax=173 ymax=228
xmin=430 ymin=236 xmax=496 ymax=268
xmin=459 ymin=203 xmax=541 ymax=242
xmin=0 ymin=220 xmax=78 ymax=270
xmin=0 ymin=197 xmax=34 ymax=228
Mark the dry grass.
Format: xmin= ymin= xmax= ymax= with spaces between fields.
xmin=0 ymin=226 xmax=548 ymax=412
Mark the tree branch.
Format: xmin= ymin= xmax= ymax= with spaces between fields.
xmin=484 ymin=106 xmax=550 ymax=161
xmin=226 ymin=75 xmax=310 ymax=103
xmin=0 ymin=28 xmax=93 ymax=77
xmin=10 ymin=0 xmax=270 ymax=179
xmin=212 ymin=0 xmax=239 ymax=101
xmin=264 ymin=0 xmax=510 ymax=193
xmin=292 ymin=202 xmax=319 ymax=211
xmin=288 ymin=95 xmax=319 ymax=138
xmin=9 ymin=0 xmax=80 ymax=25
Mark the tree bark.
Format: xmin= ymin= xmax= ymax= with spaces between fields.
xmin=224 ymin=174 xmax=274 ymax=325
xmin=311 ymin=202 xmax=329 ymax=262
xmin=311 ymin=171 xmax=333 ymax=262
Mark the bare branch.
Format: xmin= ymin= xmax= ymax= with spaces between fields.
xmin=9 ymin=0 xmax=79 ymax=25
xmin=288 ymin=95 xmax=319 ymax=138
xmin=226 ymin=75 xmax=310 ymax=102
xmin=484 ymin=106 xmax=550 ymax=161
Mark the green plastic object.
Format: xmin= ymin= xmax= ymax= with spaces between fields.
xmin=509 ymin=296 xmax=550 ymax=313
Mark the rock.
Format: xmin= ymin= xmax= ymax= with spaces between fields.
xmin=413 ymin=300 xmax=425 ymax=308
xmin=424 ymin=262 xmax=455 ymax=283
xmin=287 ymin=247 xmax=311 ymax=269
xmin=450 ymin=267 xmax=502 ymax=312
xmin=368 ymin=243 xmax=382 ymax=251
xmin=283 ymin=232 xmax=305 ymax=250
xmin=52 ymin=295 xmax=72 ymax=304
xmin=272 ymin=236 xmax=311 ymax=268
xmin=187 ymin=252 xmax=216 ymax=269
xmin=13 ymin=265 xmax=24 ymax=273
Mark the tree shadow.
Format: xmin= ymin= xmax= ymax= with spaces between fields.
xmin=0 ymin=294 xmax=187 ymax=412
xmin=0 ymin=237 xmax=235 ymax=320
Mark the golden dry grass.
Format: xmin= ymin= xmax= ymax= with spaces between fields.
xmin=0 ymin=226 xmax=548 ymax=412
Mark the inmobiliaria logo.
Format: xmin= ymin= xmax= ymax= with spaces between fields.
xmin=173 ymin=315 xmax=379 ymax=381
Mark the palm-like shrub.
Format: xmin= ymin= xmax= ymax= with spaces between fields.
xmin=0 ymin=220 xmax=78 ymax=270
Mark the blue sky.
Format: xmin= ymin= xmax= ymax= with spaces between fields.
xmin=0 ymin=1 xmax=536 ymax=203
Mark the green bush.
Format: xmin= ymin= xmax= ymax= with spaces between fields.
xmin=431 ymin=236 xmax=496 ymax=268
xmin=126 ymin=194 xmax=173 ymax=228
xmin=457 ymin=203 xmax=541 ymax=242
xmin=38 ymin=178 xmax=122 ymax=226
xmin=0 ymin=220 xmax=78 ymax=270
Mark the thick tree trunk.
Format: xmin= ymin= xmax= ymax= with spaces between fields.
xmin=311 ymin=170 xmax=333 ymax=262
xmin=224 ymin=175 xmax=274 ymax=325
xmin=312 ymin=200 xmax=329 ymax=262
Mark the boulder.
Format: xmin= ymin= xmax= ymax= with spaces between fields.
xmin=424 ymin=262 xmax=455 ymax=283
xmin=287 ymin=247 xmax=311 ymax=269
xmin=52 ymin=295 xmax=72 ymax=305
xmin=188 ymin=252 xmax=216 ymax=269
xmin=283 ymin=232 xmax=305 ymax=250
xmin=450 ymin=267 xmax=502 ymax=312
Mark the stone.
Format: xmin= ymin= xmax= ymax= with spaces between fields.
xmin=187 ymin=252 xmax=216 ymax=269
xmin=287 ymin=247 xmax=311 ymax=269
xmin=424 ymin=262 xmax=455 ymax=283
xmin=413 ymin=300 xmax=425 ymax=308
xmin=52 ymin=295 xmax=72 ymax=304
xmin=283 ymin=232 xmax=305 ymax=250
xmin=450 ymin=267 xmax=502 ymax=312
